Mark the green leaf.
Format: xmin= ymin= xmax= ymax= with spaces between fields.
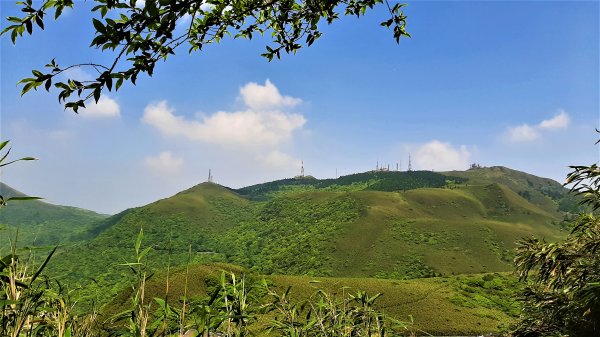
xmin=115 ymin=77 xmax=124 ymax=91
xmin=30 ymin=245 xmax=58 ymax=285
xmin=92 ymin=18 xmax=105 ymax=33
xmin=6 ymin=196 xmax=42 ymax=202
xmin=135 ymin=228 xmax=143 ymax=255
xmin=0 ymin=140 xmax=9 ymax=152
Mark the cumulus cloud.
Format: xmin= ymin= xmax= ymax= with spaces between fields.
xmin=143 ymin=80 xmax=305 ymax=149
xmin=506 ymin=124 xmax=541 ymax=142
xmin=80 ymin=96 xmax=120 ymax=118
xmin=239 ymin=80 xmax=302 ymax=111
xmin=504 ymin=110 xmax=571 ymax=143
xmin=142 ymin=80 xmax=305 ymax=170
xmin=144 ymin=152 xmax=184 ymax=174
xmin=538 ymin=110 xmax=570 ymax=130
xmin=143 ymin=101 xmax=305 ymax=147
xmin=413 ymin=140 xmax=471 ymax=171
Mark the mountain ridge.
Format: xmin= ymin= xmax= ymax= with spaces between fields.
xmin=45 ymin=166 xmax=575 ymax=305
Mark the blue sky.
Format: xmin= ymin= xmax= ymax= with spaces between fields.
xmin=1 ymin=1 xmax=598 ymax=214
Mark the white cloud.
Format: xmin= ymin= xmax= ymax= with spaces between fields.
xmin=506 ymin=124 xmax=541 ymax=142
xmin=504 ymin=110 xmax=571 ymax=143
xmin=142 ymin=81 xmax=306 ymax=169
xmin=143 ymin=101 xmax=305 ymax=147
xmin=80 ymin=96 xmax=120 ymax=118
xmin=239 ymin=79 xmax=302 ymax=111
xmin=144 ymin=152 xmax=184 ymax=174
xmin=413 ymin=140 xmax=471 ymax=171
xmin=257 ymin=150 xmax=301 ymax=169
xmin=135 ymin=0 xmax=145 ymax=8
xmin=538 ymin=110 xmax=570 ymax=130
xmin=142 ymin=80 xmax=305 ymax=151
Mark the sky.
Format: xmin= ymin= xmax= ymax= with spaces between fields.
xmin=1 ymin=1 xmax=599 ymax=214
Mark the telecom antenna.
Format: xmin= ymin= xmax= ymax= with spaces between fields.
xmin=408 ymin=153 xmax=412 ymax=171
xmin=376 ymin=160 xmax=379 ymax=171
xmin=301 ymin=161 xmax=305 ymax=177
xmin=208 ymin=169 xmax=213 ymax=183
xmin=396 ymin=163 xmax=399 ymax=171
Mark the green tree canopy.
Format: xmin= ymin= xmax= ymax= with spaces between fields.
xmin=2 ymin=0 xmax=409 ymax=112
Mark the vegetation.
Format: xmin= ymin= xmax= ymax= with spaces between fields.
xmin=3 ymin=0 xmax=409 ymax=112
xmin=1 ymin=230 xmax=423 ymax=336
xmin=511 ymin=158 xmax=600 ymax=336
xmin=0 ymin=183 xmax=108 ymax=249
xmin=236 ymin=170 xmax=467 ymax=200
xmin=39 ymin=167 xmax=570 ymax=307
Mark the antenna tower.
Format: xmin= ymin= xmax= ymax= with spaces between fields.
xmin=208 ymin=169 xmax=213 ymax=183
xmin=408 ymin=153 xmax=412 ymax=171
xmin=301 ymin=161 xmax=305 ymax=177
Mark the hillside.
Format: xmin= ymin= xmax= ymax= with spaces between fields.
xmin=49 ymin=167 xmax=572 ymax=304
xmin=446 ymin=166 xmax=582 ymax=215
xmin=0 ymin=182 xmax=108 ymax=248
xmin=106 ymin=263 xmax=522 ymax=335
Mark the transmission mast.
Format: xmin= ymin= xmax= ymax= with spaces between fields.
xmin=208 ymin=169 xmax=213 ymax=183
xmin=408 ymin=153 xmax=412 ymax=172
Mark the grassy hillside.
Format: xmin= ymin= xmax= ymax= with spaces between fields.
xmin=446 ymin=166 xmax=582 ymax=215
xmin=0 ymin=182 xmax=108 ymax=249
xmin=107 ymin=263 xmax=521 ymax=335
xmin=49 ymin=166 xmax=569 ymax=305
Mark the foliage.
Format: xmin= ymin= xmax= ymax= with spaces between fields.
xmin=511 ymin=145 xmax=600 ymax=336
xmin=236 ymin=170 xmax=467 ymax=200
xmin=1 ymin=229 xmax=421 ymax=337
xmin=0 ymin=141 xmax=39 ymax=207
xmin=219 ymin=194 xmax=361 ymax=275
xmin=0 ymin=183 xmax=108 ymax=249
xmin=264 ymin=285 xmax=411 ymax=337
xmin=2 ymin=0 xmax=409 ymax=112
xmin=447 ymin=273 xmax=521 ymax=318
xmin=46 ymin=169 xmax=567 ymax=307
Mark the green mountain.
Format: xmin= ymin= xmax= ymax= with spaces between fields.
xmin=49 ymin=167 xmax=572 ymax=304
xmin=0 ymin=182 xmax=108 ymax=248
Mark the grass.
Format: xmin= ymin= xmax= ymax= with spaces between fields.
xmin=107 ymin=263 xmax=521 ymax=336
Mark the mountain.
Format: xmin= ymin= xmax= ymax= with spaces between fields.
xmin=0 ymin=182 xmax=108 ymax=248
xmin=49 ymin=167 xmax=574 ymax=304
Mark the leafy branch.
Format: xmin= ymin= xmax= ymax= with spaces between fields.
xmin=1 ymin=0 xmax=410 ymax=113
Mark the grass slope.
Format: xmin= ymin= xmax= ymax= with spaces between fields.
xmin=446 ymin=166 xmax=581 ymax=215
xmin=107 ymin=263 xmax=521 ymax=335
xmin=0 ymin=182 xmax=108 ymax=248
